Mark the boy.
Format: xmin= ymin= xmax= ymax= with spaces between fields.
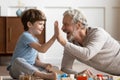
xmin=7 ymin=9 xmax=58 ymax=80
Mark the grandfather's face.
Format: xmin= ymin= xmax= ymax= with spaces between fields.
xmin=62 ymin=15 xmax=76 ymax=41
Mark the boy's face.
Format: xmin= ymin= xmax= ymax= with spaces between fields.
xmin=28 ymin=21 xmax=45 ymax=35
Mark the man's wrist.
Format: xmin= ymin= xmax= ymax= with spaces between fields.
xmin=61 ymin=39 xmax=66 ymax=46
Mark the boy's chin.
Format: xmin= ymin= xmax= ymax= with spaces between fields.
xmin=35 ymin=32 xmax=41 ymax=35
xmin=37 ymin=31 xmax=42 ymax=35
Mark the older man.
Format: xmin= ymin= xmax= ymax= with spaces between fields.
xmin=55 ymin=9 xmax=120 ymax=75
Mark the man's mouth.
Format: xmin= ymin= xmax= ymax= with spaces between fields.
xmin=67 ymin=32 xmax=70 ymax=35
xmin=66 ymin=32 xmax=71 ymax=37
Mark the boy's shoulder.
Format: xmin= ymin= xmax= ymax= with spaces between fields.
xmin=19 ymin=31 xmax=33 ymax=40
xmin=22 ymin=31 xmax=32 ymax=37
xmin=20 ymin=31 xmax=38 ymax=42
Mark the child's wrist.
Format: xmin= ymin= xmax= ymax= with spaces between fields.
xmin=53 ymin=34 xmax=57 ymax=39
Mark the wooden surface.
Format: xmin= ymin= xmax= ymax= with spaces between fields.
xmin=0 ymin=17 xmax=46 ymax=55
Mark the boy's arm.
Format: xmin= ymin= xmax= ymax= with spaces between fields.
xmin=29 ymin=22 xmax=58 ymax=53
xmin=35 ymin=55 xmax=51 ymax=68
xmin=35 ymin=54 xmax=64 ymax=74
xmin=29 ymin=35 xmax=56 ymax=53
xmin=35 ymin=54 xmax=52 ymax=70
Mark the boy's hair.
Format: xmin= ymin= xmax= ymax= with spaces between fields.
xmin=21 ymin=9 xmax=46 ymax=31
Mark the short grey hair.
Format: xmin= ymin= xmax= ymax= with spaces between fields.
xmin=63 ymin=9 xmax=88 ymax=27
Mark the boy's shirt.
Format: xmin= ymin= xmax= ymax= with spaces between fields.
xmin=7 ymin=31 xmax=38 ymax=70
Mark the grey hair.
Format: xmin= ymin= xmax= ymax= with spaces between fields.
xmin=63 ymin=9 xmax=88 ymax=27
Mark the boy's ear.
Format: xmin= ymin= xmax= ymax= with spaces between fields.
xmin=27 ymin=21 xmax=32 ymax=28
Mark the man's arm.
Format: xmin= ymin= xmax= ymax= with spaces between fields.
xmin=61 ymin=50 xmax=78 ymax=74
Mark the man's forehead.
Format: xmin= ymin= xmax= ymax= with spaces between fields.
xmin=63 ymin=15 xmax=73 ymax=23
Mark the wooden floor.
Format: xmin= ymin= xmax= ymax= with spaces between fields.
xmin=0 ymin=61 xmax=108 ymax=76
xmin=0 ymin=66 xmax=9 ymax=76
xmin=0 ymin=65 xmax=119 ymax=80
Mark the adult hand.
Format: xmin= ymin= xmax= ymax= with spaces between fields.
xmin=54 ymin=20 xmax=66 ymax=46
xmin=54 ymin=21 xmax=59 ymax=38
xmin=77 ymin=69 xmax=93 ymax=78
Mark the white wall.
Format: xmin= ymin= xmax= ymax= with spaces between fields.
xmin=0 ymin=0 xmax=120 ymax=65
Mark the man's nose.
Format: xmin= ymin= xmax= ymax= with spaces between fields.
xmin=62 ymin=26 xmax=67 ymax=33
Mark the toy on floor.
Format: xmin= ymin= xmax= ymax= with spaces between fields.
xmin=18 ymin=68 xmax=119 ymax=80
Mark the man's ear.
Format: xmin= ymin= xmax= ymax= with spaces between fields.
xmin=27 ymin=21 xmax=32 ymax=28
xmin=77 ymin=21 xmax=85 ymax=29
xmin=76 ymin=21 xmax=81 ymax=29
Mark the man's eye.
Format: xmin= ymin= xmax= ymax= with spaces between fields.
xmin=64 ymin=24 xmax=67 ymax=26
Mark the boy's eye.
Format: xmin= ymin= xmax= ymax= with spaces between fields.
xmin=39 ymin=23 xmax=43 ymax=25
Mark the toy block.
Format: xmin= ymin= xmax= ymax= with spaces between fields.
xmin=61 ymin=77 xmax=74 ymax=80
xmin=113 ymin=76 xmax=120 ymax=80
xmin=77 ymin=76 xmax=87 ymax=80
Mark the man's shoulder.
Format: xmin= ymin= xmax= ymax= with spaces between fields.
xmin=88 ymin=26 xmax=103 ymax=30
xmin=87 ymin=27 xmax=105 ymax=34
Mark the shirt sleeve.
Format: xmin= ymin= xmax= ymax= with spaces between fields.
xmin=22 ymin=32 xmax=38 ymax=46
xmin=64 ymin=29 xmax=107 ymax=61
